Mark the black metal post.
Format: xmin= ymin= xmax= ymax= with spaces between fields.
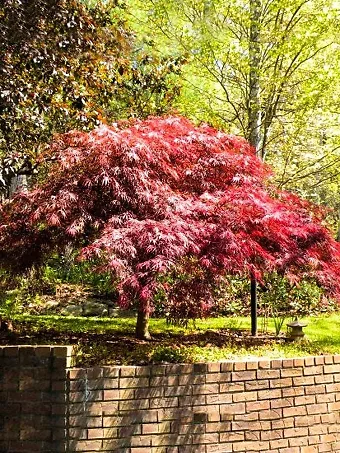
xmin=251 ymin=276 xmax=257 ymax=336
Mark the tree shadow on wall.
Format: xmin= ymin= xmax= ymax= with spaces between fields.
xmin=66 ymin=362 xmax=226 ymax=453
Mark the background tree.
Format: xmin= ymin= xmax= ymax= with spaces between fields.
xmin=127 ymin=0 xmax=340 ymax=197
xmin=1 ymin=116 xmax=340 ymax=339
xmin=0 ymin=0 xmax=184 ymax=196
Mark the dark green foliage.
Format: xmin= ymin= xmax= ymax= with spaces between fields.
xmin=150 ymin=345 xmax=191 ymax=363
xmin=0 ymin=0 xmax=185 ymax=196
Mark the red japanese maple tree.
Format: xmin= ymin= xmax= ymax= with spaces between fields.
xmin=1 ymin=116 xmax=340 ymax=338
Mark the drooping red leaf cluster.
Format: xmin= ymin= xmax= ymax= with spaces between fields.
xmin=1 ymin=115 xmax=340 ymax=314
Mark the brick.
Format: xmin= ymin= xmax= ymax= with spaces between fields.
xmin=232 ymin=391 xmax=257 ymax=402
xmin=293 ymin=358 xmax=305 ymax=367
xmin=281 ymin=387 xmax=304 ymax=397
xmin=320 ymin=433 xmax=337 ymax=443
xmin=315 ymin=374 xmax=334 ymax=384
xmin=246 ymin=361 xmax=259 ymax=370
xmin=207 ymin=363 xmax=221 ymax=373
xmin=232 ymin=420 xmax=271 ymax=431
xmin=150 ymin=376 xmax=179 ymax=387
xmin=220 ymin=362 xmax=233 ymax=372
xmin=304 ymin=357 xmax=316 ymax=366
xmin=158 ymin=408 xmax=193 ymax=422
xmin=233 ymin=362 xmax=246 ymax=371
xmin=192 ymin=384 xmax=219 ymax=395
xmin=164 ymin=386 xmax=191 ymax=397
xmin=168 ymin=364 xmax=194 ymax=375
xmin=270 ymin=398 xmax=293 ymax=409
xmin=245 ymin=431 xmax=260 ymax=441
xmin=306 ymin=403 xmax=328 ymax=414
xmin=119 ymin=399 xmax=149 ymax=411
xmin=305 ymin=384 xmax=326 ymax=395
xmin=246 ymin=400 xmax=270 ymax=412
xmin=289 ymin=436 xmax=308 ymax=447
xmin=152 ymin=434 xmax=186 ymax=447
xmin=103 ymin=367 xmax=120 ymax=378
xmin=303 ymin=365 xmax=323 ymax=376
xmin=257 ymin=389 xmax=282 ymax=400
xmin=206 ymin=373 xmax=231 ymax=384
xmin=257 ymin=369 xmax=280 ymax=379
xmin=4 ymin=346 xmax=20 ymax=357
xmin=333 ymin=354 xmax=340 ymax=363
xmin=327 ymin=401 xmax=340 ymax=411
xmin=270 ymin=359 xmax=283 ymax=369
xmin=316 ymin=393 xmax=335 ymax=403
xmin=179 ymin=395 xmax=206 ymax=407
xmin=179 ymin=374 xmax=205 ymax=385
xmin=103 ymin=378 xmax=119 ymax=389
xmin=282 ymin=397 xmax=307 ymax=417
xmin=258 ymin=360 xmax=271 ymax=369
xmin=69 ymin=440 xmax=102 ymax=451
xmin=271 ymin=417 xmax=294 ymax=429
xmin=259 ymin=408 xmax=282 ymax=420
xmin=136 ymin=387 xmax=163 ymax=399
xmin=101 ymin=402 xmax=119 ymax=415
xmin=219 ymin=432 xmax=245 ymax=442
xmin=280 ymin=368 xmax=303 ymax=378
xmin=295 ymin=415 xmax=320 ymax=427
xmin=292 ymin=376 xmax=315 ymax=386
xmin=270 ymin=438 xmax=288 ymax=449
xmin=150 ymin=397 xmax=178 ymax=409
xmin=233 ymin=440 xmax=270 ymax=451
xmin=194 ymin=363 xmax=209 ymax=374
xmin=244 ymin=380 xmax=268 ymax=391
xmin=206 ymin=394 xmax=231 ymax=405
xmin=205 ymin=422 xmax=231 ymax=433
xmin=269 ymin=378 xmax=292 ymax=388
xmin=192 ymin=433 xmax=219 ymax=444
xmin=231 ymin=371 xmax=256 ymax=381
xmin=119 ymin=378 xmax=149 ymax=388
xmin=324 ymin=364 xmax=340 ymax=374
xmin=87 ymin=428 xmax=105 ymax=439
xmin=324 ymin=355 xmax=334 ymax=364
xmin=69 ymin=369 xmax=86 ymax=380
xmin=308 ymin=424 xmax=328 ymax=435
xmin=220 ymin=402 xmax=245 ymax=415
xmin=294 ymin=395 xmax=316 ymax=405
xmin=220 ymin=382 xmax=244 ymax=392
xmin=261 ymin=430 xmax=283 ymax=440
xmin=284 ymin=427 xmax=308 ymax=437
xmin=282 ymin=359 xmax=294 ymax=368
xmin=325 ymin=382 xmax=340 ymax=392
xmin=234 ymin=412 xmax=258 ymax=421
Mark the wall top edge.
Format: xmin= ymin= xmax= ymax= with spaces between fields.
xmin=1 ymin=346 xmax=340 ymax=371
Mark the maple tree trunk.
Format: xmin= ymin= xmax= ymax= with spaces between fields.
xmin=0 ymin=316 xmax=12 ymax=332
xmin=136 ymin=309 xmax=151 ymax=340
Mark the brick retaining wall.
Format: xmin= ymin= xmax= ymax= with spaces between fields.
xmin=1 ymin=346 xmax=340 ymax=452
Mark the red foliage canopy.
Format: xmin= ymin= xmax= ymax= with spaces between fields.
xmin=1 ymin=115 xmax=340 ymax=314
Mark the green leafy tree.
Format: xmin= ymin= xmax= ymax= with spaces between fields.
xmin=127 ymin=0 xmax=340 ymax=181
xmin=0 ymin=0 xmax=184 ymax=196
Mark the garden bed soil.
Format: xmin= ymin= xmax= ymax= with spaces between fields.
xmin=0 ymin=320 xmax=286 ymax=367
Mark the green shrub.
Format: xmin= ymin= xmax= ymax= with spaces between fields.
xmin=151 ymin=345 xmax=192 ymax=363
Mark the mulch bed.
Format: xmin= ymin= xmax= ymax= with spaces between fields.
xmin=0 ymin=321 xmax=287 ymax=366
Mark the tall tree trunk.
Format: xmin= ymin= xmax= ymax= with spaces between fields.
xmin=249 ymin=0 xmax=262 ymax=336
xmin=249 ymin=0 xmax=262 ymax=155
xmin=136 ymin=309 xmax=151 ymax=340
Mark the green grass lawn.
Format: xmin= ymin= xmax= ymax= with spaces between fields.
xmin=3 ymin=313 xmax=340 ymax=366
